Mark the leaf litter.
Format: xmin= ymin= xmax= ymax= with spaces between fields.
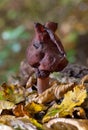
xmin=0 ymin=72 xmax=88 ymax=130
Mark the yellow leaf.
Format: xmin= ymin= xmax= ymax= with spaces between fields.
xmin=0 ymin=83 xmax=25 ymax=104
xmin=25 ymin=102 xmax=47 ymax=115
xmin=58 ymin=86 xmax=87 ymax=117
xmin=43 ymin=85 xmax=87 ymax=123
xmin=29 ymin=118 xmax=43 ymax=130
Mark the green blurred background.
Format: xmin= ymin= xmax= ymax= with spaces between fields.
xmin=0 ymin=0 xmax=88 ymax=83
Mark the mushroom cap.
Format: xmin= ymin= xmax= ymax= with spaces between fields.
xmin=27 ymin=22 xmax=68 ymax=78
xmin=45 ymin=22 xmax=58 ymax=32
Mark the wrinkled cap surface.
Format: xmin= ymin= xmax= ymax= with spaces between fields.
xmin=27 ymin=22 xmax=68 ymax=78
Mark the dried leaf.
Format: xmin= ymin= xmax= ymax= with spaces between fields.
xmin=13 ymin=104 xmax=28 ymax=117
xmin=10 ymin=118 xmax=38 ymax=130
xmin=73 ymin=107 xmax=87 ymax=119
xmin=26 ymin=74 xmax=36 ymax=88
xmin=45 ymin=118 xmax=88 ymax=130
xmin=17 ymin=116 xmax=43 ymax=130
xmin=0 ymin=83 xmax=25 ymax=104
xmin=0 ymin=115 xmax=40 ymax=130
xmin=0 ymin=124 xmax=13 ymax=130
xmin=81 ymin=75 xmax=88 ymax=85
xmin=50 ymin=72 xmax=78 ymax=84
xmin=26 ymin=92 xmax=38 ymax=104
xmin=54 ymin=82 xmax=74 ymax=99
xmin=44 ymin=121 xmax=77 ymax=130
xmin=35 ymin=83 xmax=56 ymax=104
xmin=35 ymin=82 xmax=74 ymax=104
xmin=0 ymin=101 xmax=14 ymax=114
xmin=43 ymin=85 xmax=87 ymax=123
xmin=29 ymin=118 xmax=43 ymax=130
xmin=0 ymin=115 xmax=15 ymax=123
xmin=25 ymin=102 xmax=47 ymax=116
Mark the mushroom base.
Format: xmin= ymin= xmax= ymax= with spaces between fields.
xmin=37 ymin=77 xmax=49 ymax=94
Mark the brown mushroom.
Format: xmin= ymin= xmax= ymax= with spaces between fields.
xmin=26 ymin=22 xmax=68 ymax=94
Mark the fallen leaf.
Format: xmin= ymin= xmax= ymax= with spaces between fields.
xmin=73 ymin=107 xmax=87 ymax=119
xmin=54 ymin=82 xmax=75 ymax=99
xmin=0 ymin=101 xmax=15 ymax=114
xmin=44 ymin=121 xmax=77 ymax=130
xmin=0 ymin=124 xmax=13 ymax=130
xmin=35 ymin=83 xmax=56 ymax=104
xmin=25 ymin=102 xmax=47 ymax=116
xmin=25 ymin=92 xmax=38 ymax=104
xmin=35 ymin=82 xmax=74 ymax=104
xmin=81 ymin=74 xmax=88 ymax=85
xmin=13 ymin=104 xmax=28 ymax=117
xmin=29 ymin=118 xmax=43 ymax=130
xmin=43 ymin=85 xmax=87 ymax=122
xmin=0 ymin=115 xmax=41 ymax=130
xmin=10 ymin=118 xmax=38 ymax=130
xmin=45 ymin=118 xmax=88 ymax=130
xmin=0 ymin=83 xmax=25 ymax=104
xmin=26 ymin=74 xmax=36 ymax=88
xmin=0 ymin=115 xmax=15 ymax=124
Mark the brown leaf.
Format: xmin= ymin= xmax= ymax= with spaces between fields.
xmin=45 ymin=118 xmax=88 ymax=130
xmin=26 ymin=74 xmax=36 ymax=88
xmin=44 ymin=121 xmax=77 ymax=130
xmin=13 ymin=104 xmax=29 ymax=117
xmin=35 ymin=82 xmax=74 ymax=104
xmin=54 ymin=82 xmax=74 ymax=99
xmin=35 ymin=83 xmax=56 ymax=104
xmin=81 ymin=75 xmax=88 ymax=86
xmin=73 ymin=107 xmax=87 ymax=119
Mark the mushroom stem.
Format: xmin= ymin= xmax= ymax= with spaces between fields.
xmin=37 ymin=77 xmax=49 ymax=94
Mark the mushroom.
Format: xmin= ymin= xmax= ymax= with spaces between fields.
xmin=26 ymin=22 xmax=68 ymax=94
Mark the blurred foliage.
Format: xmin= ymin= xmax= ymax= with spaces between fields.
xmin=0 ymin=0 xmax=88 ymax=83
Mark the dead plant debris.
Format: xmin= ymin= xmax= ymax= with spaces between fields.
xmin=0 ymin=72 xmax=88 ymax=130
